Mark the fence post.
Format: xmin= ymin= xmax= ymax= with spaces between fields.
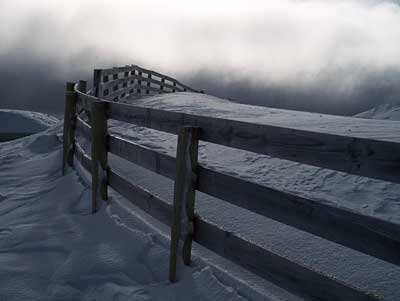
xmin=62 ymin=82 xmax=77 ymax=175
xmin=160 ymin=78 xmax=165 ymax=93
xmin=137 ymin=71 xmax=142 ymax=94
xmin=78 ymin=80 xmax=87 ymax=94
xmin=93 ymin=69 xmax=102 ymax=97
xmin=91 ymin=101 xmax=109 ymax=213
xmin=169 ymin=126 xmax=199 ymax=282
xmin=146 ymin=73 xmax=151 ymax=94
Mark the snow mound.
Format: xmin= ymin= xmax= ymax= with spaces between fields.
xmin=0 ymin=109 xmax=59 ymax=134
xmin=354 ymin=103 xmax=400 ymax=121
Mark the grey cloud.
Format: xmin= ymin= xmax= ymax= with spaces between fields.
xmin=1 ymin=0 xmax=400 ymax=116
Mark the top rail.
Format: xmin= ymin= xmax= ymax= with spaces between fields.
xmin=75 ymin=91 xmax=400 ymax=184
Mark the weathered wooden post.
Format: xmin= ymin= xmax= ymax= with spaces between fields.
xmin=62 ymin=82 xmax=77 ymax=175
xmin=137 ymin=71 xmax=142 ymax=94
xmin=169 ymin=126 xmax=199 ymax=282
xmin=93 ymin=69 xmax=102 ymax=97
xmin=91 ymin=101 xmax=108 ymax=213
xmin=160 ymin=78 xmax=165 ymax=93
xmin=78 ymin=80 xmax=87 ymax=94
xmin=146 ymin=73 xmax=151 ymax=94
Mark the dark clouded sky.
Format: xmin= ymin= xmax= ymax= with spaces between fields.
xmin=1 ymin=0 xmax=400 ymax=115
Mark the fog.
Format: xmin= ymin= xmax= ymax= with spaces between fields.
xmin=1 ymin=0 xmax=399 ymax=115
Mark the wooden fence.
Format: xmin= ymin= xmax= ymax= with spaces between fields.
xmin=62 ymin=65 xmax=400 ymax=301
xmin=92 ymin=64 xmax=200 ymax=102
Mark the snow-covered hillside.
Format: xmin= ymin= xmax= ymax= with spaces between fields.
xmin=0 ymin=109 xmax=58 ymax=133
xmin=354 ymin=103 xmax=400 ymax=121
xmin=0 ymin=109 xmax=59 ymax=142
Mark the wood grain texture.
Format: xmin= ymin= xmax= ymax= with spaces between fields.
xmin=169 ymin=127 xmax=199 ymax=282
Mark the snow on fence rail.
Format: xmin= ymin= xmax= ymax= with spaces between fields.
xmin=62 ymin=66 xmax=400 ymax=301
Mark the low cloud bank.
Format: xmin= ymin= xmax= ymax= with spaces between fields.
xmin=1 ymin=0 xmax=399 ymax=115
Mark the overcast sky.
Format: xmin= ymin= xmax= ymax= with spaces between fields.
xmin=1 ymin=0 xmax=399 ymax=115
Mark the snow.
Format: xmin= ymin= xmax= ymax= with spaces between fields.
xmin=0 ymin=109 xmax=58 ymax=133
xmin=1 ymin=99 xmax=400 ymax=300
xmin=0 ymin=111 xmax=287 ymax=299
xmin=354 ymin=103 xmax=400 ymax=121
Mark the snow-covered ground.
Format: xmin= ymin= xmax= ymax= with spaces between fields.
xmin=0 ymin=111 xmax=287 ymax=300
xmin=1 ymin=96 xmax=400 ymax=300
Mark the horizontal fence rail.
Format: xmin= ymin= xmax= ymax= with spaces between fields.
xmin=61 ymin=65 xmax=400 ymax=300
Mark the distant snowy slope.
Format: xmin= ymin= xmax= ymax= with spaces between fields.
xmin=354 ymin=103 xmax=400 ymax=121
xmin=0 ymin=109 xmax=59 ymax=133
